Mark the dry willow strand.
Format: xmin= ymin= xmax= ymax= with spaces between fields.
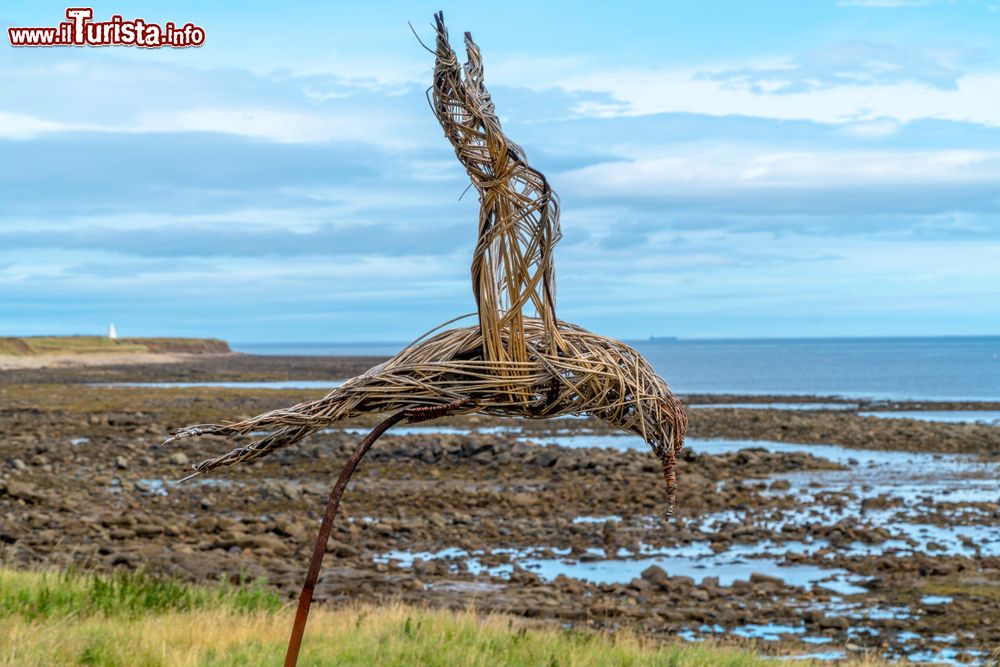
xmin=166 ymin=12 xmax=687 ymax=515
xmin=431 ymin=12 xmax=563 ymax=373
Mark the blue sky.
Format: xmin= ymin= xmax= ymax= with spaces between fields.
xmin=2 ymin=1 xmax=999 ymax=342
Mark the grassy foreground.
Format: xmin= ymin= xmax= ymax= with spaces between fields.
xmin=0 ymin=336 xmax=230 ymax=356
xmin=0 ymin=568 xmax=881 ymax=667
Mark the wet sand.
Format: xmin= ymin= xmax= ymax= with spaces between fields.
xmin=2 ymin=354 xmax=999 ymax=664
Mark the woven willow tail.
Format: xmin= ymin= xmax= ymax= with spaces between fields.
xmin=167 ymin=12 xmax=687 ymax=514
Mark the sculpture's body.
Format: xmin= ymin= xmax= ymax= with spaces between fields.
xmin=170 ymin=13 xmax=686 ymax=513
xmin=168 ymin=15 xmax=688 ymax=664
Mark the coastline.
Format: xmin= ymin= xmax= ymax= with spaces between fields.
xmin=2 ymin=353 xmax=999 ymax=662
xmin=0 ymin=351 xmax=234 ymax=371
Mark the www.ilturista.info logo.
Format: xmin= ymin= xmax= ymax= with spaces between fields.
xmin=8 ymin=8 xmax=205 ymax=48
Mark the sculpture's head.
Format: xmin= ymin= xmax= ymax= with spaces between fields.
xmin=649 ymin=384 xmax=689 ymax=516
xmin=535 ymin=325 xmax=687 ymax=516
xmin=609 ymin=370 xmax=688 ymax=516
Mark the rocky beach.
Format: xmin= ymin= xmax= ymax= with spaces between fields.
xmin=2 ymin=353 xmax=1000 ymax=664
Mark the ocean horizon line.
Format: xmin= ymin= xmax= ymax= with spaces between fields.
xmin=231 ymin=333 xmax=1000 ymax=348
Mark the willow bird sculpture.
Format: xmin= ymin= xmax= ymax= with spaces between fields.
xmin=167 ymin=12 xmax=686 ymax=666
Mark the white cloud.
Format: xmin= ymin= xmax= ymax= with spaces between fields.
xmin=0 ymin=111 xmax=85 ymax=139
xmin=559 ymin=148 xmax=1000 ymax=195
xmin=0 ymin=107 xmax=417 ymax=147
xmin=837 ymin=118 xmax=902 ymax=138
xmin=134 ymin=108 xmax=411 ymax=146
xmin=551 ymin=69 xmax=1000 ymax=128
xmin=0 ymin=208 xmax=343 ymax=234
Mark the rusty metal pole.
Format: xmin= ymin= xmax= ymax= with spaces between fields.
xmin=284 ymin=398 xmax=469 ymax=667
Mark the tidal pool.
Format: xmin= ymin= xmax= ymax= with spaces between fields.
xmin=858 ymin=410 xmax=1000 ymax=424
xmin=375 ymin=543 xmax=868 ymax=594
xmin=689 ymin=402 xmax=856 ymax=411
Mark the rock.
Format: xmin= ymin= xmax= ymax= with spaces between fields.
xmin=709 ymin=541 xmax=730 ymax=554
xmin=553 ymin=456 xmax=577 ymax=470
xmin=402 ymin=577 xmax=425 ymax=591
xmin=629 ymin=577 xmax=652 ymax=592
xmin=460 ymin=441 xmax=494 ymax=458
xmin=133 ymin=480 xmax=155 ymax=494
xmin=134 ymin=524 xmax=164 ymax=537
xmin=273 ymin=518 xmax=306 ymax=540
xmin=749 ymin=572 xmax=784 ymax=586
xmin=691 ymin=588 xmax=710 ymax=602
xmin=11 ymin=459 xmax=27 ymax=471
xmin=326 ymin=541 xmax=358 ymax=558
xmin=115 ymin=455 xmax=129 ymax=470
xmin=817 ymin=615 xmax=849 ymax=630
xmin=537 ymin=450 xmax=560 ymax=467
xmin=2 ymin=480 xmax=43 ymax=503
xmin=101 ymin=514 xmax=136 ymax=528
xmin=192 ymin=516 xmax=217 ymax=532
xmin=930 ymin=562 xmax=958 ymax=576
xmin=278 ymin=482 xmax=302 ymax=500
xmin=168 ymin=452 xmax=189 ymax=466
xmin=217 ymin=517 xmax=239 ymax=532
xmin=640 ymin=564 xmax=668 ymax=585
xmin=237 ymin=534 xmax=288 ymax=554
xmin=110 ymin=552 xmax=135 ymax=568
xmin=509 ymin=492 xmax=536 ymax=507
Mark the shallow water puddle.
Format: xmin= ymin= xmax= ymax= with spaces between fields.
xmin=696 ymin=507 xmax=1000 ymax=558
xmin=690 ymin=402 xmax=857 ymax=411
xmin=526 ymin=555 xmax=866 ymax=595
xmin=858 ymin=410 xmax=1000 ymax=424
xmin=330 ymin=424 xmax=522 ymax=437
xmin=335 ymin=425 xmax=473 ymax=436
xmin=375 ymin=544 xmax=868 ymax=594
xmin=776 ymin=651 xmax=848 ymax=662
xmin=129 ymin=477 xmax=233 ymax=495
xmin=571 ymin=515 xmax=622 ymax=524
xmin=921 ymin=595 xmax=954 ymax=605
xmin=522 ymin=432 xmax=646 ymax=449
xmin=731 ymin=622 xmax=822 ymax=642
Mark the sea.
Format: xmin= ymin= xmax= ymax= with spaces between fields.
xmin=232 ymin=336 xmax=1000 ymax=402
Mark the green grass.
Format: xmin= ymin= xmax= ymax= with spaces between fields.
xmin=0 ymin=568 xmax=280 ymax=620
xmin=0 ymin=336 xmax=229 ymax=356
xmin=0 ymin=568 xmax=886 ymax=667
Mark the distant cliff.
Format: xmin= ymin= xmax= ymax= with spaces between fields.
xmin=0 ymin=336 xmax=231 ymax=357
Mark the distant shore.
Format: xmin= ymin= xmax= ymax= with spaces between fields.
xmin=0 ymin=351 xmax=234 ymax=371
xmin=0 ymin=336 xmax=231 ymax=370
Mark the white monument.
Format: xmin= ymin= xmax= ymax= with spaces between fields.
xmin=108 ymin=323 xmax=118 ymax=339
